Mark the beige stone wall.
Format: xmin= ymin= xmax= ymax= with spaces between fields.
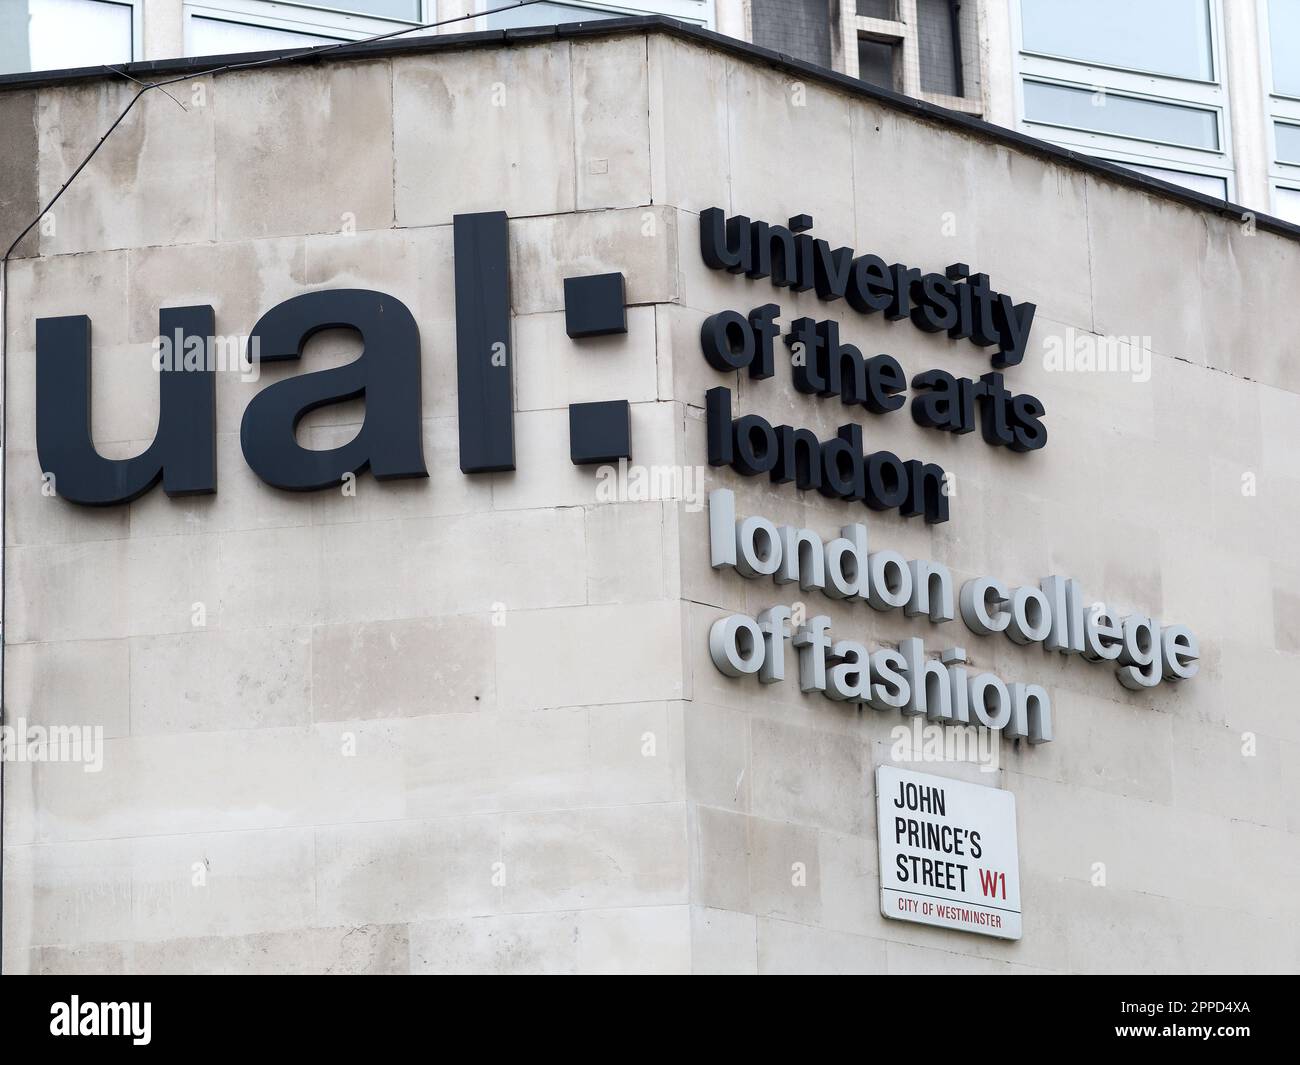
xmin=1 ymin=27 xmax=1296 ymax=974
xmin=662 ymin=33 xmax=1299 ymax=974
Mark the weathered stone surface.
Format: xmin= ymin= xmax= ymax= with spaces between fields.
xmin=2 ymin=28 xmax=1296 ymax=976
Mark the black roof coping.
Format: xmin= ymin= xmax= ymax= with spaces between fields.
xmin=1 ymin=15 xmax=1296 ymax=244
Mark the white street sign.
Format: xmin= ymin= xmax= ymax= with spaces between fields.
xmin=876 ymin=764 xmax=1023 ymax=940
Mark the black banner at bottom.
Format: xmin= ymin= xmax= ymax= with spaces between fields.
xmin=0 ymin=975 xmax=1288 ymax=1051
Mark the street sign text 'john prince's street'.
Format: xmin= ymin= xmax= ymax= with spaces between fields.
xmin=877 ymin=765 xmax=1023 ymax=940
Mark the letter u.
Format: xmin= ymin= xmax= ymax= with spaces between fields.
xmin=699 ymin=207 xmax=751 ymax=274
xmin=36 ymin=307 xmax=216 ymax=505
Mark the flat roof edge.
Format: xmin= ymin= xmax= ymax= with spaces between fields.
xmin=1 ymin=15 xmax=1297 ymax=245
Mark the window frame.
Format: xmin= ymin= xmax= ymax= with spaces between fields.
xmin=1099 ymin=156 xmax=1230 ymax=200
xmin=847 ymin=1 xmax=980 ymax=113
xmin=11 ymin=0 xmax=145 ymax=73
xmin=182 ymin=0 xmax=428 ymax=57
xmin=1010 ymin=0 xmax=1234 ymax=200
xmin=1018 ymin=76 xmax=1225 ymax=155
xmin=1016 ymin=0 xmax=1219 ymax=86
xmin=1259 ymin=0 xmax=1300 ymax=104
xmin=856 ymin=32 xmax=901 ymax=93
xmin=108 ymin=0 xmax=146 ymax=64
xmin=1259 ymin=0 xmax=1300 ymax=199
xmin=1271 ymin=182 xmax=1300 ymax=223
xmin=1274 ymin=119 xmax=1300 ymax=166
xmin=475 ymin=0 xmax=713 ymax=30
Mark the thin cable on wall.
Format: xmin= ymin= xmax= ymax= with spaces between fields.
xmin=0 ymin=0 xmax=555 ymax=976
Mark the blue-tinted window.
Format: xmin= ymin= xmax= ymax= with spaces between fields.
xmin=1269 ymin=0 xmax=1300 ymax=96
xmin=1276 ymin=122 xmax=1300 ymax=164
xmin=1024 ymin=81 xmax=1219 ymax=150
xmin=1021 ymin=0 xmax=1214 ymax=81
xmin=485 ymin=2 xmax=624 ymax=29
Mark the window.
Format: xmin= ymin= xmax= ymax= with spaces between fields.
xmin=491 ymin=0 xmax=712 ymax=29
xmin=323 ymin=1 xmax=419 ymax=14
xmin=916 ymin=0 xmax=961 ymax=96
xmin=857 ymin=37 xmax=897 ymax=91
xmin=1023 ymin=81 xmax=1219 ymax=151
xmin=1265 ymin=1 xmax=1300 ymax=201
xmin=484 ymin=2 xmax=625 ymax=29
xmin=485 ymin=0 xmax=711 ymax=32
xmin=187 ymin=17 xmax=342 ymax=55
xmin=1107 ymin=160 xmax=1227 ymax=199
xmin=849 ymin=0 xmax=976 ymax=106
xmin=1012 ymin=0 xmax=1231 ymax=199
xmin=1020 ymin=0 xmax=1214 ymax=81
xmin=0 ymin=0 xmax=137 ymax=75
xmin=1274 ymin=186 xmax=1300 ymax=224
xmin=182 ymin=1 xmax=426 ymax=58
xmin=1267 ymin=0 xmax=1300 ymax=98
xmin=1276 ymin=122 xmax=1300 ymax=165
xmin=856 ymin=0 xmax=894 ymax=17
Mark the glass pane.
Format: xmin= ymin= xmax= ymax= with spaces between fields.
xmin=1277 ymin=122 xmax=1300 ymax=164
xmin=327 ymin=1 xmax=420 ymax=16
xmin=1269 ymin=0 xmax=1300 ymax=96
xmin=1021 ymin=0 xmax=1213 ymax=81
xmin=1109 ymin=161 xmax=1227 ymax=199
xmin=858 ymin=37 xmax=896 ymax=90
xmin=856 ymin=0 xmax=895 ymax=18
xmin=485 ymin=2 xmax=625 ymax=29
xmin=0 ymin=0 xmax=134 ymax=75
xmin=1023 ymin=81 xmax=1219 ymax=150
xmin=917 ymin=0 xmax=959 ymax=95
xmin=187 ymin=17 xmax=343 ymax=57
xmin=1274 ymin=186 xmax=1300 ymax=223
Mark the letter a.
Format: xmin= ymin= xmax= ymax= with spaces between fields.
xmin=240 ymin=289 xmax=427 ymax=491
